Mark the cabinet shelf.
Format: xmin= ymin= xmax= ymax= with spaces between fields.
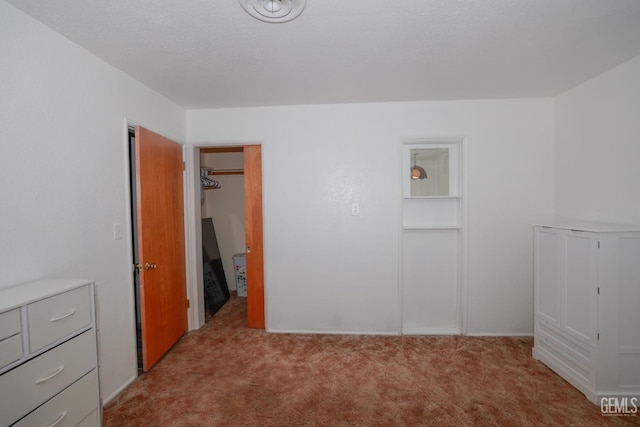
xmin=402 ymin=197 xmax=461 ymax=229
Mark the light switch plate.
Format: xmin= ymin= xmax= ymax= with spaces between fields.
xmin=113 ymin=223 xmax=123 ymax=240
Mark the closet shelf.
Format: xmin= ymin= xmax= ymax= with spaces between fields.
xmin=203 ymin=167 xmax=244 ymax=175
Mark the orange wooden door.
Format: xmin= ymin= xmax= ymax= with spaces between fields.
xmin=244 ymin=145 xmax=264 ymax=328
xmin=135 ymin=126 xmax=188 ymax=370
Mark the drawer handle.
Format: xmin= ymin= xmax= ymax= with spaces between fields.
xmin=49 ymin=309 xmax=76 ymax=322
xmin=35 ymin=365 xmax=65 ymax=384
xmin=47 ymin=411 xmax=67 ymax=427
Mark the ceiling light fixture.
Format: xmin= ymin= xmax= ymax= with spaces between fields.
xmin=239 ymin=0 xmax=306 ymax=23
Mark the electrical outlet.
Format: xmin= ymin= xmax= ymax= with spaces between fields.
xmin=351 ymin=203 xmax=360 ymax=216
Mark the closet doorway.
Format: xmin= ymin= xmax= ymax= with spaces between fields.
xmin=195 ymin=145 xmax=264 ymax=329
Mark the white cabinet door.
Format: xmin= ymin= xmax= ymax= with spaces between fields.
xmin=615 ymin=236 xmax=640 ymax=386
xmin=562 ymin=231 xmax=598 ymax=347
xmin=402 ymin=229 xmax=459 ymax=334
xmin=535 ymin=227 xmax=598 ymax=347
xmin=535 ymin=228 xmax=562 ymax=326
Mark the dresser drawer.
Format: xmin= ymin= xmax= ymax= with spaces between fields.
xmin=28 ymin=285 xmax=91 ymax=352
xmin=537 ymin=320 xmax=595 ymax=368
xmin=535 ymin=320 xmax=595 ymax=388
xmin=0 ymin=329 xmax=96 ymax=427
xmin=13 ymin=370 xmax=99 ymax=427
xmin=0 ymin=308 xmax=21 ymax=340
xmin=0 ymin=333 xmax=23 ymax=370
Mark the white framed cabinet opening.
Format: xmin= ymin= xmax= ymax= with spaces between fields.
xmin=400 ymin=138 xmax=464 ymax=335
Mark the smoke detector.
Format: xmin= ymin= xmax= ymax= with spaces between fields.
xmin=239 ymin=0 xmax=306 ymax=23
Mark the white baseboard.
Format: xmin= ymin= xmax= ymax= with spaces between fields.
xmin=402 ymin=327 xmax=461 ymax=335
xmin=267 ymin=328 xmax=399 ymax=336
xmin=266 ymin=328 xmax=533 ymax=337
xmin=102 ymin=375 xmax=137 ymax=406
xmin=465 ymin=332 xmax=534 ymax=337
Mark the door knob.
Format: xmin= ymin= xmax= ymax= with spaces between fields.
xmin=246 ymin=246 xmax=252 ymax=254
xmin=135 ymin=262 xmax=157 ymax=271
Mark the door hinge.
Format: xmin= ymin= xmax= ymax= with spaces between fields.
xmin=597 ymin=287 xmax=600 ymax=295
xmin=597 ymin=241 xmax=600 ymax=248
xmin=186 ymin=299 xmax=190 ymax=308
xmin=182 ymin=161 xmax=186 ymax=171
xmin=597 ymin=333 xmax=600 ymax=341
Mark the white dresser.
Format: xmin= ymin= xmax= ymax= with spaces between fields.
xmin=0 ymin=279 xmax=101 ymax=426
xmin=533 ymin=221 xmax=640 ymax=404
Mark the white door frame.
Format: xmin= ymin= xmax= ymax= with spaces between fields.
xmin=183 ymin=141 xmax=263 ymax=331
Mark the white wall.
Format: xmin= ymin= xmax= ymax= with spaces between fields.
xmin=187 ymin=99 xmax=555 ymax=335
xmin=555 ymin=55 xmax=640 ymax=225
xmin=0 ymin=2 xmax=186 ymax=403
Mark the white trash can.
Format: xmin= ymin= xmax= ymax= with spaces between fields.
xmin=232 ymin=253 xmax=247 ymax=297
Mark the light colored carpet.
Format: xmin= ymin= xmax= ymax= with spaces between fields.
xmin=103 ymin=295 xmax=637 ymax=426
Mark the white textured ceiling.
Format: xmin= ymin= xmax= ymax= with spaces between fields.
xmin=6 ymin=0 xmax=640 ymax=109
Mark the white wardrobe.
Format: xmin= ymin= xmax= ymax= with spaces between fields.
xmin=533 ymin=221 xmax=640 ymax=404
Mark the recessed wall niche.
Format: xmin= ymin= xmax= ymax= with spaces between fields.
xmin=400 ymin=138 xmax=464 ymax=335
